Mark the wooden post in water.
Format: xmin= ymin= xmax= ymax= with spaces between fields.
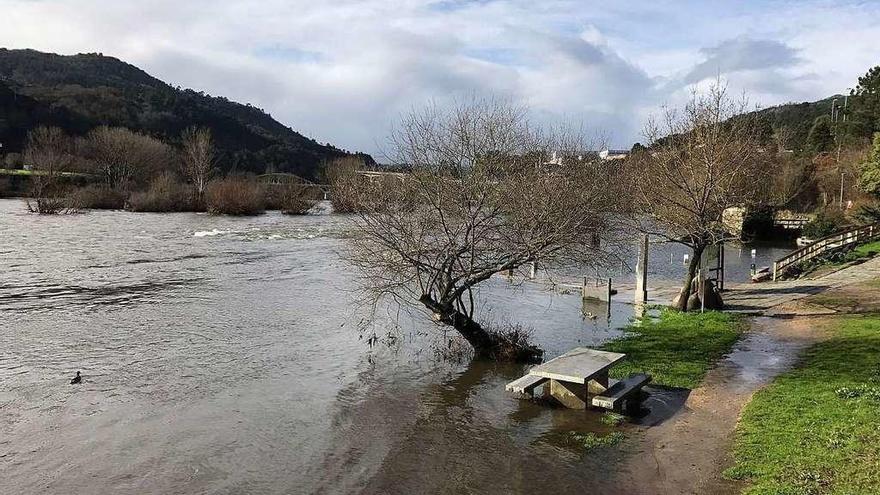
xmin=606 ymin=277 xmax=612 ymax=316
xmin=635 ymin=234 xmax=649 ymax=305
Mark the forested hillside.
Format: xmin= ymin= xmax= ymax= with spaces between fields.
xmin=0 ymin=48 xmax=373 ymax=179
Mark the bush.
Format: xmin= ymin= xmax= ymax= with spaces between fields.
xmin=855 ymin=204 xmax=880 ymax=224
xmin=205 ymin=177 xmax=265 ymax=215
xmin=69 ymin=184 xmax=127 ymax=209
xmin=802 ymin=208 xmax=848 ymax=239
xmin=486 ymin=322 xmax=543 ymax=362
xmin=322 ymin=156 xmax=364 ymax=213
xmin=128 ymin=173 xmax=200 ymax=212
xmin=271 ymin=183 xmax=319 ymax=215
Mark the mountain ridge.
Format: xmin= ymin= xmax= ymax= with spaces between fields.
xmin=0 ymin=48 xmax=373 ymax=179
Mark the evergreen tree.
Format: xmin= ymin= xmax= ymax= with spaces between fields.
xmin=858 ymin=133 xmax=880 ymax=197
xmin=850 ymin=66 xmax=880 ymax=137
xmin=806 ymin=115 xmax=835 ymax=154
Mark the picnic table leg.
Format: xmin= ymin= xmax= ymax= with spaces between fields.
xmin=587 ymin=371 xmax=610 ymax=406
xmin=549 ymin=379 xmax=589 ymax=409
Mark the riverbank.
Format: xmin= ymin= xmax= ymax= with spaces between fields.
xmin=602 ymin=310 xmax=744 ymax=388
xmin=612 ymin=315 xmax=826 ymax=494
xmin=726 ymin=282 xmax=880 ymax=494
xmin=605 ymin=270 xmax=880 ymax=495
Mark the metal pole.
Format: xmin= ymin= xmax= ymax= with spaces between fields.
xmin=635 ymin=234 xmax=649 ymax=305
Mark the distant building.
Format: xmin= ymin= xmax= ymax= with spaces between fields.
xmin=599 ymin=149 xmax=628 ymax=161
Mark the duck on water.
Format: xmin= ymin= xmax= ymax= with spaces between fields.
xmin=70 ymin=371 xmax=81 ymax=385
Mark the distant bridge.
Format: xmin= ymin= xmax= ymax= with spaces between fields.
xmin=256 ymin=173 xmax=330 ymax=200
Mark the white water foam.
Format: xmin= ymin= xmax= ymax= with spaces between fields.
xmin=193 ymin=229 xmax=233 ymax=238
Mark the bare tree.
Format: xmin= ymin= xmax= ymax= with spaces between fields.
xmin=321 ymin=156 xmax=366 ymax=213
xmin=180 ymin=126 xmax=215 ymax=200
xmin=23 ymin=126 xmax=74 ymax=214
xmin=766 ymin=154 xmax=815 ymax=210
xmin=87 ymin=126 xmax=173 ymax=190
xmin=630 ymin=84 xmax=767 ymax=311
xmin=347 ymin=99 xmax=626 ymax=361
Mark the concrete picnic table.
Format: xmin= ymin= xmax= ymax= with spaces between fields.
xmin=528 ymin=347 xmax=625 ymax=409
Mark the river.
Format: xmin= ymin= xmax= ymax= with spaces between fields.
xmin=0 ymin=199 xmax=792 ymax=494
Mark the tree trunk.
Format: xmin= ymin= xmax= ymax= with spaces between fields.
xmin=675 ymin=244 xmax=705 ymax=311
xmin=418 ymin=294 xmax=497 ymax=356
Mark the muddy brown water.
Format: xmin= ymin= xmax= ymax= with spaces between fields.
xmin=0 ymin=199 xmax=796 ymax=494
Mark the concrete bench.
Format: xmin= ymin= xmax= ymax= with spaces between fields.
xmin=505 ymin=374 xmax=548 ymax=398
xmin=591 ymin=373 xmax=651 ymax=412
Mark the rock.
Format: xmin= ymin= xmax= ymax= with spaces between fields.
xmin=671 ymin=288 xmax=687 ymax=309
xmin=686 ymin=293 xmax=702 ymax=311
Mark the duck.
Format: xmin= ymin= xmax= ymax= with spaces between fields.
xmin=70 ymin=371 xmax=82 ymax=385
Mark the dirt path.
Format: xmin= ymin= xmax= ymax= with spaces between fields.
xmin=613 ymin=314 xmax=828 ymax=495
xmin=724 ymin=256 xmax=880 ymax=313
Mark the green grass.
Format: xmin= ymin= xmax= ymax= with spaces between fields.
xmin=725 ymin=315 xmax=880 ymax=494
xmin=852 ymin=240 xmax=880 ymax=258
xmin=601 ymin=310 xmax=744 ymax=389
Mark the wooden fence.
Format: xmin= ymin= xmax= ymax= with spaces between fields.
xmin=772 ymin=222 xmax=880 ymax=281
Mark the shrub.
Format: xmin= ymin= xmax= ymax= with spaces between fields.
xmin=802 ymin=208 xmax=848 ymax=239
xmin=322 ymin=156 xmax=364 ymax=213
xmin=274 ymin=183 xmax=319 ymax=215
xmin=485 ymin=322 xmax=543 ymax=363
xmin=855 ymin=204 xmax=880 ymax=224
xmin=68 ymin=184 xmax=127 ymax=209
xmin=128 ymin=173 xmax=200 ymax=212
xmin=205 ymin=177 xmax=265 ymax=215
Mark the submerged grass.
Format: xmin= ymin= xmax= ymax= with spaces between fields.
xmin=600 ymin=412 xmax=627 ymax=426
xmin=567 ymin=431 xmax=625 ymax=450
xmin=601 ymin=310 xmax=744 ymax=389
xmin=725 ymin=315 xmax=880 ymax=494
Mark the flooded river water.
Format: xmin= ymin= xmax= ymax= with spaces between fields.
xmin=0 ymin=199 xmax=792 ymax=494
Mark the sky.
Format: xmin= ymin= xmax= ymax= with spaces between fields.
xmin=1 ymin=0 xmax=878 ymax=158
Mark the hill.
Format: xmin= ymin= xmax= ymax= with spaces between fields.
xmin=0 ymin=48 xmax=373 ymax=180
xmin=752 ymin=96 xmax=840 ymax=151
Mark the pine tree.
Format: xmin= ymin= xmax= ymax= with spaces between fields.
xmin=858 ymin=133 xmax=880 ymax=196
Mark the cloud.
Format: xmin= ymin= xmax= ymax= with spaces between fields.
xmin=0 ymin=0 xmax=878 ymax=156
xmin=683 ymin=38 xmax=802 ymax=85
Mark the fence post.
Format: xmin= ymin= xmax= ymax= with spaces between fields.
xmin=772 ymin=262 xmax=778 ymax=282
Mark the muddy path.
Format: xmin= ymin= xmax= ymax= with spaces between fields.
xmin=612 ymin=315 xmax=827 ymax=495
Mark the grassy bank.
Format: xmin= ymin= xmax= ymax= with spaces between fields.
xmin=601 ymin=310 xmax=744 ymax=389
xmin=725 ymin=315 xmax=880 ymax=494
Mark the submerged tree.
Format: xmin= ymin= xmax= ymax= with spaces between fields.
xmin=24 ymin=126 xmax=74 ymax=214
xmin=630 ymin=84 xmax=767 ymax=311
xmin=180 ymin=126 xmax=216 ymax=201
xmin=86 ymin=126 xmax=174 ymax=191
xmin=347 ymin=99 xmax=627 ymax=361
xmin=322 ymin=156 xmax=366 ymax=213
